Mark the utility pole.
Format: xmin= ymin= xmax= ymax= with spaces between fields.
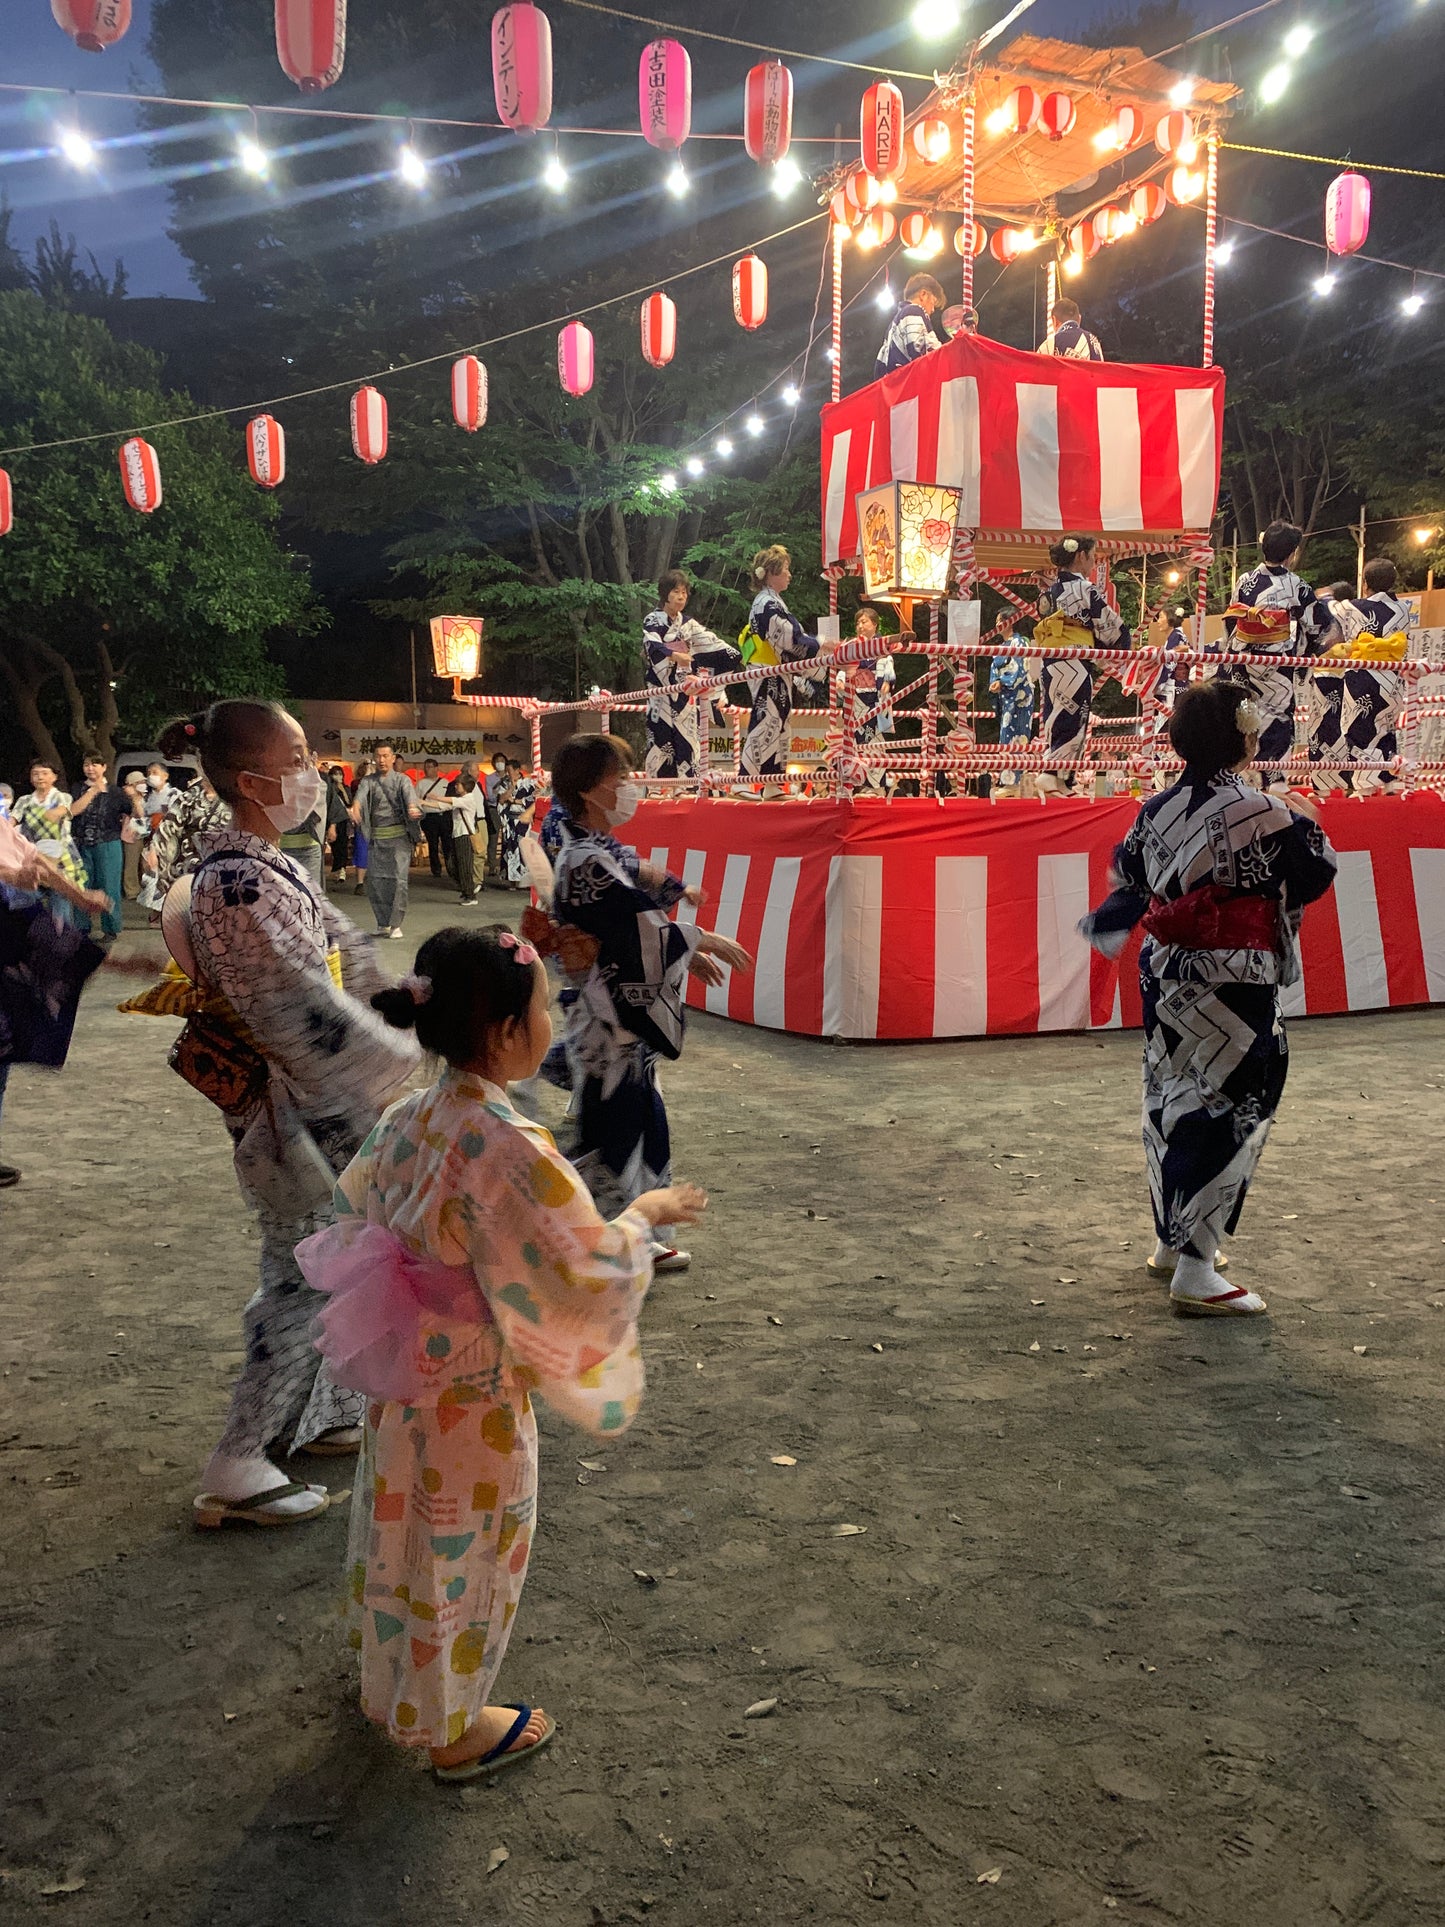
xmin=409 ymin=625 xmax=420 ymax=727
xmin=1355 ymin=505 xmax=1367 ymax=595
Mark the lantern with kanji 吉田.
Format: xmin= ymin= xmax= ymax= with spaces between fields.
xmin=430 ymin=616 xmax=484 ymax=683
xmin=492 ymin=2 xmax=552 ymax=131
xmin=52 ymin=0 xmax=130 ymax=52
xmin=275 ymin=0 xmax=346 ymax=93
xmin=1325 ymin=171 xmax=1371 ymax=256
xmin=744 ymin=60 xmax=792 ymax=166
xmin=350 ymin=385 xmax=388 ymax=464
xmin=640 ymin=39 xmax=691 ymax=150
xmin=855 ymin=480 xmax=962 ymax=604
xmin=246 ymin=414 xmax=286 ymax=489
xmin=451 ymin=355 xmax=488 ymax=432
xmin=732 ymin=254 xmax=767 ymax=330
xmin=861 ymin=79 xmax=904 ymax=179
xmin=558 ymin=320 xmax=594 ymax=395
xmin=118 ymin=437 xmax=162 ymax=513
xmin=640 ymin=292 xmax=677 ymax=368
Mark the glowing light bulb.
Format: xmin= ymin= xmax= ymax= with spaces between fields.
xmin=1414 ymin=526 xmax=1438 ymax=544
xmin=1093 ymin=127 xmax=1122 ymax=151
xmin=746 ymin=414 xmax=765 ymax=438
xmin=685 ymin=456 xmax=705 ymax=477
xmin=1015 ymin=226 xmax=1040 ymax=252
xmin=1260 ymin=63 xmax=1292 ymax=103
xmin=876 ymin=284 xmax=894 ymax=311
xmin=1165 ymin=569 xmax=1182 ymax=585
xmin=1115 ymin=210 xmax=1139 ymax=237
xmin=667 ymin=161 xmax=689 ymax=197
xmin=770 ymin=157 xmax=804 ymax=197
xmin=1214 ymin=237 xmax=1236 ymax=264
xmin=659 ymin=472 xmax=677 ymax=494
xmin=1062 ymin=253 xmax=1083 ymax=278
xmin=58 ymin=127 xmax=96 ymax=168
xmin=877 ymin=179 xmax=898 ymax=205
xmin=1312 ymin=271 xmax=1336 ymax=297
xmin=398 ymin=144 xmax=428 ymax=188
xmin=543 ymin=152 xmax=568 ymax=192
xmin=782 ymin=384 xmax=801 ymax=407
xmin=1282 ymin=23 xmax=1314 ymax=57
xmin=911 ymin=0 xmax=961 ymax=37
xmin=1168 ymin=78 xmax=1196 ymax=106
xmin=985 ymin=106 xmax=1011 ymax=136
xmin=715 ymin=437 xmax=733 ymax=459
xmin=1402 ymin=291 xmax=1425 ymax=316
xmin=238 ymin=136 xmax=269 ymax=178
xmin=824 ymin=346 xmax=838 ymax=362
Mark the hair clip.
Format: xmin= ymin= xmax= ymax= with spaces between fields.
xmin=498 ymin=932 xmax=539 ymax=966
xmin=1235 ymin=699 xmax=1263 ymax=736
xmin=398 ymin=973 xmax=432 ymax=1005
xmin=184 ymin=722 xmax=198 ymax=737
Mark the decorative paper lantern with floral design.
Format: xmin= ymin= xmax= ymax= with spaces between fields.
xmin=0 ymin=469 xmax=11 ymax=537
xmin=350 ymin=385 xmax=388 ymax=464
xmin=118 ymin=437 xmax=162 ymax=513
xmin=744 ymin=60 xmax=792 ymax=165
xmin=275 ymin=0 xmax=346 ymax=93
xmin=1129 ymin=182 xmax=1168 ymax=227
xmin=492 ymin=3 xmax=552 ymax=132
xmin=430 ymin=615 xmax=484 ymax=683
xmin=52 ymin=0 xmax=130 ymax=52
xmin=733 ymin=254 xmax=767 ymax=331
xmin=1325 ymin=171 xmax=1371 ymax=256
xmin=1039 ymin=91 xmax=1076 ymax=141
xmin=640 ymin=292 xmax=677 ymax=367
xmin=451 ymin=355 xmax=488 ymax=432
xmin=246 ymin=414 xmax=286 ymax=489
xmin=855 ymin=480 xmax=962 ymax=604
xmin=640 ymin=39 xmax=691 ymax=150
xmin=558 ymin=320 xmax=594 ymax=395
xmin=861 ymin=79 xmax=904 ymax=180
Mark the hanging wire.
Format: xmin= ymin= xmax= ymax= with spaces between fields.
xmin=550 ymin=0 xmax=937 ymax=81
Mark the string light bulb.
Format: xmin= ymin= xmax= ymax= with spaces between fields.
xmin=876 ymin=283 xmax=894 ymax=310
xmin=715 ymin=436 xmax=733 ymax=458
xmin=398 ymin=142 xmax=427 ymax=188
xmin=1168 ymin=78 xmax=1196 ymax=106
xmin=746 ymin=413 xmax=765 ymax=437
xmin=1260 ymin=64 xmax=1292 ymax=103
xmin=1282 ymin=23 xmax=1314 ymax=57
xmin=667 ymin=161 xmax=689 ymax=197
xmin=659 ymin=472 xmax=677 ymax=494
xmin=543 ymin=149 xmax=568 ymax=192
xmin=1312 ymin=270 xmax=1336 ymax=297
xmin=1061 ymin=252 xmax=1083 ymax=278
xmin=57 ymin=126 xmax=97 ymax=168
xmin=984 ymin=106 xmax=1012 ymax=135
xmin=1402 ymin=290 xmax=1425 ymax=316
xmin=238 ymin=135 xmax=269 ymax=178
xmin=1414 ymin=526 xmax=1439 ymax=545
xmin=1214 ymin=236 xmax=1236 ymax=264
xmin=686 ymin=455 xmax=705 ymax=476
xmin=782 ymin=384 xmax=801 ymax=407
xmin=911 ymin=0 xmax=961 ymax=37
xmin=770 ymin=157 xmax=804 ymax=197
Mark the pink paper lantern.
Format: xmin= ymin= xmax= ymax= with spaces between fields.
xmin=118 ymin=437 xmax=162 ymax=513
xmin=1039 ymin=91 xmax=1076 ymax=142
xmin=275 ymin=0 xmax=346 ymax=94
xmin=492 ymin=3 xmax=552 ymax=133
xmin=350 ymin=385 xmax=388 ymax=464
xmin=51 ymin=0 xmax=130 ymax=52
xmin=1325 ymin=171 xmax=1371 ymax=256
xmin=640 ymin=292 xmax=677 ymax=368
xmin=732 ymin=254 xmax=767 ymax=331
xmin=246 ymin=414 xmax=286 ymax=489
xmin=0 ymin=469 xmax=11 ymax=537
xmin=451 ymin=355 xmax=488 ymax=432
xmin=1154 ymin=110 xmax=1194 ymax=156
xmin=744 ymin=60 xmax=793 ymax=166
xmin=558 ymin=320 xmax=595 ymax=396
xmin=861 ymin=79 xmax=904 ymax=180
xmin=640 ymin=39 xmax=691 ymax=151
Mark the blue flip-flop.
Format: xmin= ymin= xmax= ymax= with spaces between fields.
xmin=432 ymin=1704 xmax=556 ymax=1784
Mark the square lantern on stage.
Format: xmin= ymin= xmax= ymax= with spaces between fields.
xmin=855 ymin=481 xmax=962 ymax=604
xmin=430 ymin=615 xmax=484 ymax=683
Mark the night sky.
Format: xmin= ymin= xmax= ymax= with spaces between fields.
xmin=4 ymin=0 xmax=1254 ymax=298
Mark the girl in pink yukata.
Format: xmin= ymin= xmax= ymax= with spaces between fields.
xmin=297 ymin=926 xmax=705 ymax=1783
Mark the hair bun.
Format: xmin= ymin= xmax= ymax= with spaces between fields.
xmin=1062 ymin=538 xmax=1079 ymax=554
xmin=370 ymin=985 xmax=420 ymax=1031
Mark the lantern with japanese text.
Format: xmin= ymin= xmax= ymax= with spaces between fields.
xmin=51 ymin=0 xmax=130 ymax=52
xmin=640 ymin=39 xmax=691 ymax=150
xmin=1106 ymin=104 xmax=1144 ymax=151
xmin=1154 ymin=111 xmax=1194 ymax=156
xmin=1325 ymin=171 xmax=1371 ymax=256
xmin=855 ymin=208 xmax=896 ymax=249
xmin=451 ymin=355 xmax=488 ymax=432
xmin=640 ymin=292 xmax=677 ymax=368
xmin=558 ymin=320 xmax=594 ymax=395
xmin=350 ymin=385 xmax=388 ymax=464
xmin=844 ymin=167 xmax=881 ymax=215
xmin=1165 ymin=165 xmax=1204 ymax=206
xmin=744 ymin=60 xmax=792 ymax=166
xmin=246 ymin=413 xmax=286 ymax=489
xmin=911 ymin=117 xmax=950 ymax=165
xmin=118 ymin=437 xmax=162 ymax=513
xmin=1001 ymin=85 xmax=1040 ymax=136
xmin=732 ymin=253 xmax=767 ymax=331
xmin=1129 ymin=181 xmax=1168 ymax=227
xmin=861 ymin=80 xmax=904 ymax=180
xmin=953 ymin=220 xmax=987 ymax=258
xmin=275 ymin=0 xmax=346 ymax=94
xmin=855 ymin=481 xmax=962 ymax=604
xmin=430 ymin=616 xmax=484 ymax=684
xmin=492 ymin=2 xmax=552 ymax=132
xmin=0 ymin=469 xmax=11 ymax=537
xmin=1039 ymin=91 xmax=1076 ymax=141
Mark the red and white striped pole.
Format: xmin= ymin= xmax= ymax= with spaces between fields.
xmin=1202 ymin=131 xmax=1219 ymax=370
xmin=960 ymin=91 xmax=977 ymax=313
xmin=830 ymin=223 xmax=845 ymax=618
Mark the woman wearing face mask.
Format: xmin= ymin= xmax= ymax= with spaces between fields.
xmin=155 ymin=703 xmax=419 ymax=1528
xmin=548 ymin=735 xmax=752 ymax=1272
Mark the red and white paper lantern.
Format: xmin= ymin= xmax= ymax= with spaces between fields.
xmin=911 ymin=117 xmax=951 ymax=165
xmin=830 ymin=188 xmax=856 ymax=229
xmin=1164 ymin=165 xmax=1204 ymax=206
xmin=861 ymin=79 xmax=904 ymax=180
xmin=0 ymin=469 xmax=11 ymax=537
xmin=1039 ymin=91 xmax=1076 ymax=141
xmin=640 ymin=292 xmax=677 ymax=368
xmin=953 ymin=219 xmax=987 ymax=258
xmin=844 ymin=167 xmax=881 ymax=215
xmin=1154 ymin=110 xmax=1194 ymax=156
xmin=350 ymin=385 xmax=388 ymax=464
xmin=732 ymin=254 xmax=768 ymax=331
xmin=1325 ymin=171 xmax=1371 ymax=256
xmin=990 ymin=226 xmax=1029 ymax=264
xmin=492 ymin=2 xmax=552 ymax=132
xmin=245 ymin=413 xmax=286 ymax=489
xmin=640 ymin=39 xmax=691 ymax=151
xmin=1108 ymin=104 xmax=1144 ymax=151
xmin=1129 ymin=181 xmax=1168 ymax=226
xmin=558 ymin=321 xmax=594 ymax=396
xmin=275 ymin=0 xmax=346 ymax=94
xmin=451 ymin=355 xmax=488 ymax=432
xmin=856 ymin=208 xmax=896 ymax=249
xmin=744 ymin=60 xmax=793 ymax=166
xmin=51 ymin=0 xmax=130 ymax=53
xmin=1069 ymin=216 xmax=1102 ymax=261
xmin=899 ymin=212 xmax=932 ymax=249
xmin=1001 ymin=85 xmax=1040 ymax=136
xmin=118 ymin=437 xmax=162 ymax=513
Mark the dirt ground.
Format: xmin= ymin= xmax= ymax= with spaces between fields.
xmin=3 ymin=872 xmax=1445 ymax=1927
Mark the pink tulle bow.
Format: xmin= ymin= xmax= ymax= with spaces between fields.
xmin=296 ymin=1221 xmax=488 ymax=1402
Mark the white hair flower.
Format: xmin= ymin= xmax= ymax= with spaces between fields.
xmin=1062 ymin=537 xmax=1079 ymax=554
xmin=1235 ymin=699 xmax=1263 ymax=737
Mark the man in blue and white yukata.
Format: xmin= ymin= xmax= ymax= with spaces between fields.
xmin=874 ymin=273 xmax=948 ymax=377
xmin=1308 ymin=557 xmax=1413 ymax=793
xmin=1037 ymin=298 xmax=1104 ymax=361
xmin=1222 ymin=520 xmax=1319 ymax=788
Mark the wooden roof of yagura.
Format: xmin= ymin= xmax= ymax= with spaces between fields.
xmin=842 ymin=34 xmax=1239 ymax=223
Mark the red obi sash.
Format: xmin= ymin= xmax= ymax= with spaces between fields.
xmin=1143 ymin=884 xmax=1278 ymax=951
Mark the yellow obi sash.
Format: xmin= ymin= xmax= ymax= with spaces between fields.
xmin=1032 ymin=614 xmax=1095 ymax=651
xmin=1225 ymin=602 xmax=1292 ymax=646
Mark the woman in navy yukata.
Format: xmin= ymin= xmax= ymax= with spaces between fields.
xmin=1033 ymin=534 xmax=1128 ymax=794
xmin=643 ymin=571 xmax=740 ymax=782
xmin=739 ymin=546 xmax=827 ymax=788
xmin=1222 ymin=520 xmax=1319 ymax=787
xmin=988 ymin=611 xmax=1035 ymax=789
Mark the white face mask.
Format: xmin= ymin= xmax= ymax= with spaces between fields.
xmin=604 ymin=780 xmax=640 ymax=827
xmin=249 ymin=764 xmax=324 ymax=833
xmin=148 ymin=772 xmax=167 ymax=789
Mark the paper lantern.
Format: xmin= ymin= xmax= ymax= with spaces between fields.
xmin=640 ymin=39 xmax=691 ymax=151
xmin=51 ymin=0 xmax=130 ymax=52
xmin=1069 ymin=217 xmax=1102 ymax=260
xmin=732 ymin=254 xmax=768 ymax=331
xmin=1165 ymin=165 xmax=1204 ymax=206
xmin=558 ymin=320 xmax=594 ymax=395
xmin=1092 ymin=204 xmax=1126 ymax=242
xmin=1039 ymin=91 xmax=1076 ymax=141
xmin=1129 ymin=182 xmax=1168 ymax=227
xmin=0 ymin=469 xmax=11 ymax=537
xmin=744 ymin=60 xmax=792 ymax=166
xmin=430 ymin=616 xmax=483 ymax=682
xmin=350 ymin=385 xmax=388 ymax=464
xmin=990 ymin=226 xmax=1028 ymax=264
xmin=856 ymin=209 xmax=896 ymax=249
xmin=451 ymin=355 xmax=488 ymax=432
xmin=855 ymin=480 xmax=962 ymax=603
xmin=492 ymin=3 xmax=552 ymax=133
xmin=1154 ymin=110 xmax=1194 ymax=156
xmin=118 ymin=437 xmax=161 ymax=513
xmin=953 ymin=220 xmax=987 ymax=258
xmin=1003 ymin=85 xmax=1040 ymax=136
xmin=1107 ymin=104 xmax=1144 ymax=151
xmin=899 ymin=212 xmax=929 ymax=249
xmin=640 ymin=292 xmax=677 ymax=368
xmin=911 ymin=117 xmax=951 ymax=164
xmin=844 ymin=168 xmax=881 ymax=214
xmin=861 ymin=80 xmax=905 ymax=180
xmin=245 ymin=414 xmax=285 ymax=489
xmin=275 ymin=0 xmax=346 ymax=94
xmin=1325 ymin=171 xmax=1371 ymax=256
xmin=830 ymin=188 xmax=856 ymax=229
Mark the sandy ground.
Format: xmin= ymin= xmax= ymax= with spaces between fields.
xmin=3 ymin=870 xmax=1445 ymax=1927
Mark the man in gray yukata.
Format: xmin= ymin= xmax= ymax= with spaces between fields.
xmin=353 ymin=742 xmax=421 ymax=939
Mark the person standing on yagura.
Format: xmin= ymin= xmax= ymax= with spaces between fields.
xmin=297 ymin=925 xmax=706 ymax=1782
xmin=643 ymin=569 xmax=741 ymax=781
xmin=739 ymin=545 xmax=826 ymax=785
xmin=353 ymin=743 xmax=422 ymax=940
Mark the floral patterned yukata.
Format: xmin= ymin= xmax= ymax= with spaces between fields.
xmin=329 ymin=1073 xmax=654 ymax=1749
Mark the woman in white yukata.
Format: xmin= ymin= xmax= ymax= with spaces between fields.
xmin=155 ymin=702 xmax=420 ymax=1529
xmin=297 ymin=926 xmax=706 ymax=1781
xmin=1033 ymin=534 xmax=1128 ymax=795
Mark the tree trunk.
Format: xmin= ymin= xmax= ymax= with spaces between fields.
xmin=0 ymin=640 xmax=65 ymax=772
xmin=28 ymin=635 xmax=98 ymax=760
xmin=94 ymin=635 xmax=122 ymax=764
